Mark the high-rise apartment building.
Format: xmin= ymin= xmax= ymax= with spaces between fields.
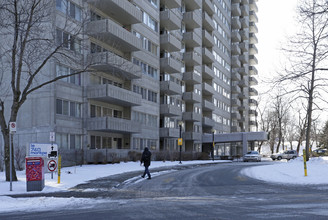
xmin=0 ymin=0 xmax=258 ymax=164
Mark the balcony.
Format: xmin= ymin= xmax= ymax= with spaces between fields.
xmin=160 ymin=33 xmax=181 ymax=52
xmin=183 ymin=112 xmax=202 ymax=122
xmin=239 ymin=41 xmax=248 ymax=52
xmin=240 ymin=17 xmax=249 ymax=29
xmin=249 ymin=33 xmax=258 ymax=44
xmin=185 ymin=0 xmax=202 ymax=10
xmin=87 ymin=117 xmax=141 ymax=133
xmin=87 ymin=0 xmax=142 ymax=25
xmin=238 ymin=105 xmax=246 ymax=111
xmin=249 ymin=87 xmax=258 ymax=96
xmin=239 ymin=29 xmax=249 ymax=41
xmin=182 ymin=92 xmax=201 ymax=103
xmin=231 ymin=30 xmax=241 ymax=43
xmin=202 ymin=83 xmax=215 ymax=96
xmin=202 ymin=47 xmax=215 ymax=64
xmin=87 ymin=52 xmax=141 ymax=79
xmin=249 ymin=22 xmax=258 ymax=33
xmin=231 ymin=3 xmax=241 ymax=16
xmin=240 ymin=4 xmax=249 ymax=16
xmin=183 ymin=71 xmax=202 ymax=85
xmin=231 ymin=112 xmax=241 ymax=120
xmin=231 ymin=84 xmax=241 ymax=94
xmin=202 ymin=65 xmax=215 ymax=80
xmin=239 ymin=53 xmax=248 ymax=64
xmin=160 ymin=104 xmax=182 ymax=116
xmin=183 ymin=31 xmax=202 ymax=47
xmin=160 ymin=81 xmax=182 ymax=95
xmin=232 ymin=17 xmax=241 ymax=29
xmin=249 ymin=66 xmax=258 ymax=75
xmin=249 ymin=44 xmax=258 ymax=55
xmin=160 ymin=10 xmax=181 ymax=30
xmin=183 ymin=11 xmax=202 ymax=29
xmin=183 ymin=51 xmax=202 ymax=66
xmin=203 ymin=0 xmax=215 ymax=15
xmin=163 ymin=0 xmax=181 ymax=9
xmin=238 ymin=79 xmax=247 ymax=87
xmin=249 ymin=76 xmax=258 ymax=86
xmin=249 ymin=0 xmax=258 ymax=12
xmin=239 ymin=65 xmax=248 ymax=75
xmin=249 ymin=55 xmax=258 ymax=65
xmin=87 ymin=84 xmax=142 ymax=106
xmin=231 ymin=69 xmax=241 ymax=81
xmin=202 ymin=12 xmax=215 ymax=31
xmin=249 ymin=120 xmax=257 ymax=126
xmin=160 ymin=57 xmax=182 ymax=73
xmin=249 ymin=98 xmax=258 ymax=106
xmin=249 ymin=109 xmax=258 ymax=116
xmin=202 ymin=30 xmax=214 ymax=47
xmin=86 ymin=19 xmax=142 ymax=52
xmin=202 ymin=117 xmax=215 ymax=127
xmin=202 ymin=100 xmax=215 ymax=111
xmin=231 ymin=126 xmax=241 ymax=133
xmin=249 ymin=11 xmax=258 ymax=22
xmin=232 ymin=43 xmax=241 ymax=55
xmin=183 ymin=132 xmax=202 ymax=141
xmin=232 ymin=99 xmax=241 ymax=107
xmin=238 ymin=91 xmax=247 ymax=100
xmin=160 ymin=128 xmax=180 ymax=138
xmin=232 ymin=55 xmax=241 ymax=68
xmin=232 ymin=0 xmax=241 ymax=3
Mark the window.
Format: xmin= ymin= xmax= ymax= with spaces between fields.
xmin=148 ymin=0 xmax=158 ymax=8
xmin=56 ymin=29 xmax=81 ymax=53
xmin=56 ymin=99 xmax=81 ymax=117
xmin=56 ymin=0 xmax=82 ymax=21
xmin=143 ymin=12 xmax=158 ymax=32
xmin=56 ymin=64 xmax=81 ymax=86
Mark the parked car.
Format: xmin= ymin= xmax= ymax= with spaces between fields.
xmin=243 ymin=151 xmax=261 ymax=162
xmin=312 ymin=149 xmax=327 ymax=155
xmin=271 ymin=150 xmax=298 ymax=161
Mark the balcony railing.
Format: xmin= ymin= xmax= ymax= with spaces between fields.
xmin=182 ymin=112 xmax=202 ymax=122
xmin=160 ymin=80 xmax=182 ymax=95
xmin=183 ymin=10 xmax=202 ymax=29
xmin=87 ymin=117 xmax=141 ymax=133
xmin=86 ymin=19 xmax=142 ymax=52
xmin=160 ymin=33 xmax=181 ymax=52
xmin=160 ymin=127 xmax=180 ymax=138
xmin=183 ymin=71 xmax=202 ymax=85
xmin=87 ymin=52 xmax=142 ymax=79
xmin=160 ymin=104 xmax=182 ymax=116
xmin=87 ymin=0 xmax=142 ymax=25
xmin=183 ymin=31 xmax=202 ymax=47
xmin=87 ymin=84 xmax=142 ymax=106
xmin=160 ymin=10 xmax=181 ymax=30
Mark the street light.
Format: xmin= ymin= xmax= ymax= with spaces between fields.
xmin=178 ymin=121 xmax=184 ymax=164
xmin=211 ymin=128 xmax=215 ymax=161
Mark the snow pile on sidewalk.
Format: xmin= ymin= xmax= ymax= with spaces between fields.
xmin=241 ymin=156 xmax=328 ymax=185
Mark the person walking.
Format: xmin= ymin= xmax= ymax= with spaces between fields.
xmin=141 ymin=147 xmax=152 ymax=179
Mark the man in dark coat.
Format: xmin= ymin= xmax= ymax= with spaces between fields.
xmin=141 ymin=147 xmax=152 ymax=179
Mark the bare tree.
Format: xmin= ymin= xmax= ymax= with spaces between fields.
xmin=276 ymin=0 xmax=328 ymax=160
xmin=0 ymin=0 xmax=90 ymax=181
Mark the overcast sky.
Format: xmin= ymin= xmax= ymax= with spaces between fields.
xmin=256 ymin=0 xmax=298 ymax=93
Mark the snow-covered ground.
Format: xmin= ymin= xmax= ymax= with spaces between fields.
xmin=1 ymin=157 xmax=328 ymax=213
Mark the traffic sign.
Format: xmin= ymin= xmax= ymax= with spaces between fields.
xmin=48 ymin=160 xmax=57 ymax=172
xmin=178 ymin=138 xmax=183 ymax=146
xmin=9 ymin=122 xmax=16 ymax=133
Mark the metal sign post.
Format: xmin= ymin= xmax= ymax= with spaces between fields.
xmin=9 ymin=122 xmax=16 ymax=191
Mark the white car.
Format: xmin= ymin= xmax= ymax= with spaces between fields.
xmin=243 ymin=151 xmax=261 ymax=162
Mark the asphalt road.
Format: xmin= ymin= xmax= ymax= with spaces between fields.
xmin=2 ymin=162 xmax=328 ymax=220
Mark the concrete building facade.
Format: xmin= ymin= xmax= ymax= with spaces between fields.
xmin=0 ymin=0 xmax=259 ymax=164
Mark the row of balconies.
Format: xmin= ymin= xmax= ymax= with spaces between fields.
xmin=160 ymin=9 xmax=181 ymax=31
xmin=232 ymin=54 xmax=258 ymax=68
xmin=232 ymin=30 xmax=258 ymax=44
xmin=159 ymin=128 xmax=204 ymax=141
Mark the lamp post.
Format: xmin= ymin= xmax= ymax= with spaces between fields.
xmin=178 ymin=121 xmax=183 ymax=164
xmin=211 ymin=129 xmax=215 ymax=161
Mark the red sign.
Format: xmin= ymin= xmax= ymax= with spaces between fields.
xmin=48 ymin=160 xmax=57 ymax=172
